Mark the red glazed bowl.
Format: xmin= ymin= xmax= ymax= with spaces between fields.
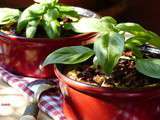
xmin=0 ymin=33 xmax=96 ymax=78
xmin=54 ymin=65 xmax=160 ymax=120
xmin=0 ymin=7 xmax=98 ymax=78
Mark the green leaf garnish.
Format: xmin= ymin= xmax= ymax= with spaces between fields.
xmin=26 ymin=19 xmax=40 ymax=38
xmin=100 ymin=16 xmax=117 ymax=25
xmin=43 ymin=8 xmax=59 ymax=21
xmin=0 ymin=8 xmax=21 ymax=25
xmin=136 ymin=59 xmax=160 ymax=79
xmin=43 ymin=46 xmax=94 ymax=66
xmin=15 ymin=0 xmax=79 ymax=38
xmin=146 ymin=31 xmax=160 ymax=48
xmin=16 ymin=5 xmax=39 ymax=33
xmin=116 ymin=23 xmax=146 ymax=35
xmin=28 ymin=3 xmax=46 ymax=15
xmin=58 ymin=5 xmax=79 ymax=21
xmin=70 ymin=17 xmax=116 ymax=33
xmin=94 ymin=32 xmax=124 ymax=74
xmin=125 ymin=36 xmax=149 ymax=58
xmin=125 ymin=36 xmax=149 ymax=47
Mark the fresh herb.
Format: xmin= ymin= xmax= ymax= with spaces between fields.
xmin=43 ymin=16 xmax=160 ymax=79
xmin=0 ymin=0 xmax=79 ymax=38
xmin=0 ymin=8 xmax=21 ymax=25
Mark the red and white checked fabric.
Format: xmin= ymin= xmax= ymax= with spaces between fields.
xmin=0 ymin=67 xmax=66 ymax=120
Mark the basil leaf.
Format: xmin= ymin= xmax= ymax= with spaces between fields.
xmin=100 ymin=16 xmax=117 ymax=25
xmin=0 ymin=8 xmax=21 ymax=25
xmin=70 ymin=17 xmax=116 ymax=33
xmin=124 ymin=30 xmax=160 ymax=48
xmin=94 ymin=32 xmax=124 ymax=74
xmin=43 ymin=9 xmax=60 ymax=38
xmin=42 ymin=20 xmax=55 ymax=39
xmin=28 ymin=3 xmax=46 ymax=15
xmin=17 ymin=5 xmax=39 ymax=33
xmin=125 ymin=45 xmax=143 ymax=58
xmin=125 ymin=36 xmax=149 ymax=47
xmin=148 ymin=31 xmax=160 ymax=38
xmin=136 ymin=59 xmax=160 ymax=79
xmin=58 ymin=5 xmax=79 ymax=21
xmin=50 ymin=20 xmax=60 ymax=38
xmin=43 ymin=46 xmax=94 ymax=66
xmin=26 ymin=19 xmax=40 ymax=38
xmin=43 ymin=8 xmax=59 ymax=21
xmin=149 ymin=38 xmax=160 ymax=48
xmin=116 ymin=23 xmax=146 ymax=35
xmin=124 ymin=36 xmax=145 ymax=58
xmin=146 ymin=31 xmax=160 ymax=48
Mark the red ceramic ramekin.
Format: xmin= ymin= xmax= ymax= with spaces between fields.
xmin=0 ymin=7 xmax=98 ymax=78
xmin=54 ymin=65 xmax=160 ymax=120
xmin=0 ymin=32 xmax=97 ymax=78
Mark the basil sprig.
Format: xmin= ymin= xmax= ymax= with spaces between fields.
xmin=0 ymin=0 xmax=79 ymax=39
xmin=16 ymin=0 xmax=79 ymax=38
xmin=43 ymin=16 xmax=160 ymax=79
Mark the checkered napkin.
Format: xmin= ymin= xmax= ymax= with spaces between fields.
xmin=0 ymin=67 xmax=66 ymax=120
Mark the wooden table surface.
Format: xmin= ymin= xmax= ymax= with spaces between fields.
xmin=0 ymin=80 xmax=53 ymax=120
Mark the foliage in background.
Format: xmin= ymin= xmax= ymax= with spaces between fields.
xmin=0 ymin=0 xmax=79 ymax=38
xmin=0 ymin=8 xmax=21 ymax=25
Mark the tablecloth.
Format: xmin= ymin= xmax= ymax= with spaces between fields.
xmin=0 ymin=67 xmax=66 ymax=120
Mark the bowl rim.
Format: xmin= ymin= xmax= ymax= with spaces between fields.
xmin=54 ymin=65 xmax=160 ymax=98
xmin=0 ymin=31 xmax=97 ymax=43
